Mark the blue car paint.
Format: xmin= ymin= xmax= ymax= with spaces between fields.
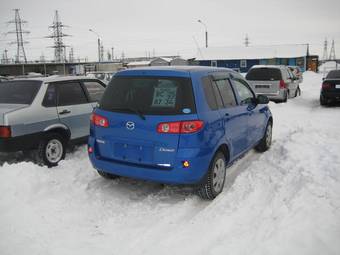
xmin=88 ymin=66 xmax=272 ymax=185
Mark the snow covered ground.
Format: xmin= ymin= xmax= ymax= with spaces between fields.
xmin=1 ymin=72 xmax=340 ymax=255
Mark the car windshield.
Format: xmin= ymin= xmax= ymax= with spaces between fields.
xmin=246 ymin=68 xmax=282 ymax=81
xmin=0 ymin=80 xmax=42 ymax=104
xmin=99 ymin=76 xmax=196 ymax=115
xmin=326 ymin=70 xmax=340 ymax=79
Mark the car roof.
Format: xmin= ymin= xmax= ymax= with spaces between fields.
xmin=250 ymin=65 xmax=286 ymax=70
xmin=116 ymin=66 xmax=236 ymax=77
xmin=12 ymin=75 xmax=101 ymax=83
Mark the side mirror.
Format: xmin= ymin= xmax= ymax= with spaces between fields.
xmin=322 ymin=77 xmax=325 ymax=81
xmin=257 ymin=95 xmax=269 ymax=104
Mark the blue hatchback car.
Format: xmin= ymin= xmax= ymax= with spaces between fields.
xmin=88 ymin=66 xmax=273 ymax=199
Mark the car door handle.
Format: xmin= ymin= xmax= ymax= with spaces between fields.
xmin=59 ymin=109 xmax=71 ymax=115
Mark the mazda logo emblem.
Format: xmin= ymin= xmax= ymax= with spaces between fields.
xmin=126 ymin=121 xmax=135 ymax=130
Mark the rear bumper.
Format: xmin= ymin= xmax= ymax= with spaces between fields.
xmin=321 ymin=90 xmax=340 ymax=101
xmin=257 ymin=90 xmax=285 ymax=101
xmin=88 ymin=137 xmax=212 ymax=185
xmin=0 ymin=133 xmax=42 ymax=152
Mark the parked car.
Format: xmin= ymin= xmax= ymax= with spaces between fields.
xmin=86 ymin=71 xmax=116 ymax=85
xmin=320 ymin=69 xmax=340 ymax=105
xmin=0 ymin=76 xmax=106 ymax=166
xmin=287 ymin=67 xmax=301 ymax=96
xmin=288 ymin=66 xmax=303 ymax=82
xmin=0 ymin=76 xmax=9 ymax=82
xmin=246 ymin=65 xmax=300 ymax=102
xmin=88 ymin=66 xmax=273 ymax=200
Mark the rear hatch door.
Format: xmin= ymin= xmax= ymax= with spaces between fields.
xmin=93 ymin=74 xmax=196 ymax=168
xmin=246 ymin=67 xmax=282 ymax=94
xmin=93 ymin=111 xmax=197 ymax=168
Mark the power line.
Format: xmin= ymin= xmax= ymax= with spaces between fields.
xmin=322 ymin=38 xmax=328 ymax=61
xmin=244 ymin=34 xmax=250 ymax=47
xmin=6 ymin=9 xmax=29 ymax=63
xmin=329 ymin=39 xmax=336 ymax=60
xmin=46 ymin=10 xmax=70 ymax=63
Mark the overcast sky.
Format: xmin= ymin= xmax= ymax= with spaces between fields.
xmin=1 ymin=0 xmax=340 ymax=61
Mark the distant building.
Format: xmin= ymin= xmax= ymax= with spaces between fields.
xmin=126 ymin=57 xmax=188 ymax=68
xmin=195 ymin=44 xmax=318 ymax=72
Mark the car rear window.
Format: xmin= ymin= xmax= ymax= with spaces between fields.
xmin=246 ymin=68 xmax=282 ymax=81
xmin=0 ymin=80 xmax=42 ymax=104
xmin=326 ymin=70 xmax=340 ymax=79
xmin=99 ymin=76 xmax=196 ymax=115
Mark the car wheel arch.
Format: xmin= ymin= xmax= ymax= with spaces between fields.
xmin=215 ymin=143 xmax=230 ymax=165
xmin=44 ymin=126 xmax=71 ymax=141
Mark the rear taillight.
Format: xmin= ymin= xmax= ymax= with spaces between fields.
xmin=322 ymin=82 xmax=332 ymax=89
xmin=157 ymin=120 xmax=204 ymax=134
xmin=90 ymin=113 xmax=109 ymax=128
xmin=0 ymin=126 xmax=11 ymax=138
xmin=279 ymin=80 xmax=286 ymax=89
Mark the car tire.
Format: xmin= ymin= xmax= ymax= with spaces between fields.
xmin=255 ymin=121 xmax=272 ymax=152
xmin=320 ymin=95 xmax=327 ymax=106
xmin=295 ymin=86 xmax=301 ymax=97
xmin=35 ymin=133 xmax=66 ymax=167
xmin=197 ymin=152 xmax=226 ymax=200
xmin=279 ymin=91 xmax=288 ymax=103
xmin=97 ymin=170 xmax=119 ymax=179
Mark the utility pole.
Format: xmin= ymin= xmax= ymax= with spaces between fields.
xmin=100 ymin=43 xmax=104 ymax=62
xmin=69 ymin=47 xmax=74 ymax=62
xmin=2 ymin=49 xmax=10 ymax=64
xmin=244 ymin=34 xmax=250 ymax=47
xmin=322 ymin=38 xmax=328 ymax=61
xmin=198 ymin=19 xmax=208 ymax=48
xmin=89 ymin=29 xmax=102 ymax=62
xmin=46 ymin=10 xmax=70 ymax=63
xmin=329 ymin=39 xmax=336 ymax=60
xmin=40 ymin=52 xmax=45 ymax=62
xmin=7 ymin=9 xmax=29 ymax=63
xmin=107 ymin=50 xmax=111 ymax=61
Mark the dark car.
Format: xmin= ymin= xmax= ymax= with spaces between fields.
xmin=320 ymin=69 xmax=340 ymax=105
xmin=88 ymin=66 xmax=273 ymax=200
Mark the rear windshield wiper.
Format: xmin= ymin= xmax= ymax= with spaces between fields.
xmin=109 ymin=107 xmax=146 ymax=120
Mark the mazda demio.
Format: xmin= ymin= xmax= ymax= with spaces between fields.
xmin=88 ymin=66 xmax=273 ymax=200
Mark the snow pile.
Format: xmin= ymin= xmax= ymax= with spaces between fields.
xmin=319 ymin=61 xmax=339 ymax=77
xmin=1 ymin=72 xmax=340 ymax=255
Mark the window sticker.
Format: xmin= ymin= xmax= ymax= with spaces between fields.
xmin=152 ymin=87 xmax=177 ymax=107
xmin=182 ymin=108 xmax=191 ymax=114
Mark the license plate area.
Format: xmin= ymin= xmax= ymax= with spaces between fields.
xmin=114 ymin=142 xmax=154 ymax=163
xmin=256 ymin=84 xmax=270 ymax=89
xmin=336 ymin=85 xmax=340 ymax=89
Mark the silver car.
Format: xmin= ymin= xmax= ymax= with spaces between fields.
xmin=0 ymin=76 xmax=106 ymax=166
xmin=246 ymin=65 xmax=300 ymax=102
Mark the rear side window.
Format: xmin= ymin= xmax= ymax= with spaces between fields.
xmin=326 ymin=70 xmax=340 ymax=79
xmin=56 ymin=82 xmax=88 ymax=106
xmin=42 ymin=84 xmax=56 ymax=107
xmin=83 ymin=81 xmax=105 ymax=102
xmin=202 ymin=76 xmax=218 ymax=110
xmin=214 ymin=79 xmax=237 ymax=107
xmin=0 ymin=80 xmax=41 ymax=104
xmin=246 ymin=68 xmax=282 ymax=81
xmin=100 ymin=76 xmax=196 ymax=115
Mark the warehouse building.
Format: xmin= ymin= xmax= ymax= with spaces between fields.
xmin=195 ymin=44 xmax=318 ymax=72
